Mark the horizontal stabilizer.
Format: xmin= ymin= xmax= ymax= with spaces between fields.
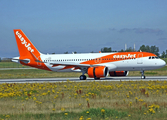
xmin=12 ymin=58 xmax=30 ymax=64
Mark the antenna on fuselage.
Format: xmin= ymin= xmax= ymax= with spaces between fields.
xmin=125 ymin=44 xmax=127 ymax=51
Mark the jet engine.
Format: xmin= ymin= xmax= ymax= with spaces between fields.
xmin=87 ymin=66 xmax=108 ymax=79
xmin=109 ymin=71 xmax=129 ymax=76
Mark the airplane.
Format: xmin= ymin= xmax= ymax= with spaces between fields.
xmin=12 ymin=29 xmax=166 ymax=80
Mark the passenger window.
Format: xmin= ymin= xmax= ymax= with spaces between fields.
xmin=149 ymin=57 xmax=151 ymax=59
xmin=152 ymin=57 xmax=155 ymax=59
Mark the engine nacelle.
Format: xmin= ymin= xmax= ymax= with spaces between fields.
xmin=87 ymin=66 xmax=108 ymax=79
xmin=109 ymin=71 xmax=129 ymax=77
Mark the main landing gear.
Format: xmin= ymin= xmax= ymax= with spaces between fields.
xmin=141 ymin=70 xmax=146 ymax=79
xmin=79 ymin=75 xmax=87 ymax=80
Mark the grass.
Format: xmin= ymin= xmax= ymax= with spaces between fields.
xmin=129 ymin=66 xmax=167 ymax=76
xmin=0 ymin=80 xmax=167 ymax=119
xmin=0 ymin=108 xmax=128 ymax=120
xmin=0 ymin=62 xmax=30 ymax=68
xmin=0 ymin=69 xmax=82 ymax=79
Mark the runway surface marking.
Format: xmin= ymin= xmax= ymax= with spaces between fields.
xmin=0 ymin=76 xmax=167 ymax=83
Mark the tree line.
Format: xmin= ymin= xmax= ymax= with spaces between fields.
xmin=101 ymin=45 xmax=167 ymax=58
xmin=62 ymin=45 xmax=167 ymax=58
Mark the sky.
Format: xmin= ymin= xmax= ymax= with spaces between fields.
xmin=0 ymin=0 xmax=167 ymax=57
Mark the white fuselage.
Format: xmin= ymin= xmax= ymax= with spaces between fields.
xmin=39 ymin=52 xmax=166 ymax=72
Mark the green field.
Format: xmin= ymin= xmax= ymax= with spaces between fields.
xmin=0 ymin=62 xmax=30 ymax=68
xmin=0 ymin=80 xmax=167 ymax=120
xmin=0 ymin=69 xmax=83 ymax=79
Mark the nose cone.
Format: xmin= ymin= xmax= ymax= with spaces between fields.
xmin=159 ymin=59 xmax=166 ymax=67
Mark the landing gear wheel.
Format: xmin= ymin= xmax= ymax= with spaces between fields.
xmin=141 ymin=75 xmax=146 ymax=79
xmin=80 ymin=75 xmax=86 ymax=80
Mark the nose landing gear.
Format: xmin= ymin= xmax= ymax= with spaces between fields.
xmin=141 ymin=70 xmax=146 ymax=79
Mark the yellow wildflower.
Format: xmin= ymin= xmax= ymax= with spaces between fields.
xmin=6 ymin=115 xmax=10 ymax=118
xmin=86 ymin=118 xmax=91 ymax=120
xmin=129 ymin=102 xmax=132 ymax=106
xmin=33 ymin=97 xmax=36 ymax=101
xmin=64 ymin=113 xmax=68 ymax=116
xmin=101 ymin=109 xmax=105 ymax=114
xmin=61 ymin=107 xmax=65 ymax=112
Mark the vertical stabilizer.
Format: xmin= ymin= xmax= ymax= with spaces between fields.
xmin=13 ymin=29 xmax=41 ymax=58
xmin=13 ymin=29 xmax=50 ymax=71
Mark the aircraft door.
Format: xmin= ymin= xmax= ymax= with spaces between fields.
xmin=37 ymin=56 xmax=42 ymax=66
xmin=137 ymin=53 xmax=143 ymax=64
xmin=94 ymin=58 xmax=102 ymax=64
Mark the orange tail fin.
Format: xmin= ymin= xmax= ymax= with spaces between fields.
xmin=13 ymin=29 xmax=41 ymax=58
xmin=13 ymin=29 xmax=51 ymax=71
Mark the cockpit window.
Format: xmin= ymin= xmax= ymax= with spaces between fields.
xmin=149 ymin=56 xmax=159 ymax=59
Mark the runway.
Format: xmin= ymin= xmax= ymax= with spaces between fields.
xmin=0 ymin=76 xmax=167 ymax=83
